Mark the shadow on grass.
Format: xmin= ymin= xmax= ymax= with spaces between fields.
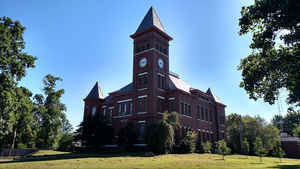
xmin=268 ymin=165 xmax=300 ymax=169
xmin=0 ymin=152 xmax=147 ymax=164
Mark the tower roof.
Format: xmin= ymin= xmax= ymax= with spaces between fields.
xmin=86 ymin=82 xmax=104 ymax=99
xmin=206 ymin=88 xmax=223 ymax=104
xmin=135 ymin=6 xmax=166 ymax=34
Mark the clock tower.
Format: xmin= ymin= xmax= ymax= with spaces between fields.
xmin=130 ymin=7 xmax=173 ymax=114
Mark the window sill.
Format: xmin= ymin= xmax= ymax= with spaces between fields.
xmin=180 ymin=114 xmax=193 ymax=118
xmin=137 ymin=112 xmax=147 ymax=115
xmin=113 ymin=114 xmax=132 ymax=118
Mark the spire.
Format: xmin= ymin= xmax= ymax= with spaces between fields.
xmin=135 ymin=6 xmax=166 ymax=34
xmin=86 ymin=82 xmax=104 ymax=99
xmin=206 ymin=88 xmax=223 ymax=104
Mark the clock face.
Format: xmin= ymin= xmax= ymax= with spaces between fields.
xmin=158 ymin=58 xmax=164 ymax=69
xmin=139 ymin=57 xmax=147 ymax=68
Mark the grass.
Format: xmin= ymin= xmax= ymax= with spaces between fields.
xmin=0 ymin=150 xmax=299 ymax=169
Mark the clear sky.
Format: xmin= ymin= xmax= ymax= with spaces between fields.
xmin=0 ymin=0 xmax=288 ymax=128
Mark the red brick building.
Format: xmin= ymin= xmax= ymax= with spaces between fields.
xmin=83 ymin=7 xmax=226 ymax=143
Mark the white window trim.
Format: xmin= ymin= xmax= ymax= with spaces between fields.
xmin=135 ymin=48 xmax=168 ymax=57
xmin=117 ymin=99 xmax=132 ymax=103
xmin=138 ymin=120 xmax=146 ymax=123
xmin=138 ymin=88 xmax=148 ymax=91
xmin=168 ymin=97 xmax=175 ymax=100
xmin=102 ymin=105 xmax=107 ymax=108
xmin=157 ymin=73 xmax=165 ymax=77
xmin=157 ymin=96 xmax=165 ymax=99
xmin=109 ymin=107 xmax=114 ymax=109
xmin=138 ymin=95 xmax=147 ymax=99
xmin=137 ymin=112 xmax=147 ymax=114
xmin=113 ymin=114 xmax=132 ymax=118
xmin=138 ymin=72 xmax=148 ymax=76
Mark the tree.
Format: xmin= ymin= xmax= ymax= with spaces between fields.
xmin=293 ymin=125 xmax=300 ymax=138
xmin=283 ymin=110 xmax=300 ymax=135
xmin=253 ymin=137 xmax=266 ymax=162
xmin=74 ymin=118 xmax=113 ymax=148
xmin=241 ymin=138 xmax=250 ymax=157
xmin=117 ymin=122 xmax=139 ymax=151
xmin=0 ymin=16 xmax=36 ymax=148
xmin=238 ymin=0 xmax=300 ymax=107
xmin=271 ymin=109 xmax=300 ymax=135
xmin=35 ymin=75 xmax=67 ymax=149
xmin=202 ymin=141 xmax=212 ymax=154
xmin=177 ymin=131 xmax=196 ymax=153
xmin=273 ymin=143 xmax=285 ymax=163
xmin=216 ymin=140 xmax=231 ymax=160
xmin=226 ymin=113 xmax=243 ymax=154
xmin=145 ymin=112 xmax=178 ymax=154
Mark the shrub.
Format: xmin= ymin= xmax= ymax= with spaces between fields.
xmin=202 ymin=141 xmax=212 ymax=154
xmin=145 ymin=121 xmax=174 ymax=154
xmin=117 ymin=122 xmax=139 ymax=151
xmin=176 ymin=131 xmax=196 ymax=154
xmin=216 ymin=140 xmax=231 ymax=160
xmin=241 ymin=138 xmax=249 ymax=156
xmin=57 ymin=133 xmax=73 ymax=152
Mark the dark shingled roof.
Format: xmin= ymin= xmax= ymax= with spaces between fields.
xmin=135 ymin=6 xmax=166 ymax=34
xmin=118 ymin=83 xmax=134 ymax=93
xmin=86 ymin=82 xmax=104 ymax=99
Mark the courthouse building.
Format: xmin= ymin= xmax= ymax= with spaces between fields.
xmin=83 ymin=7 xmax=226 ymax=142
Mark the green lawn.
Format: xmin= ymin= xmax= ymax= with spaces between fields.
xmin=0 ymin=150 xmax=299 ymax=169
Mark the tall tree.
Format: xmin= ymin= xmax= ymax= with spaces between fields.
xmin=0 ymin=16 xmax=36 ymax=148
xmin=216 ymin=140 xmax=231 ymax=160
xmin=238 ymin=0 xmax=300 ymax=107
xmin=35 ymin=74 xmax=67 ymax=149
xmin=253 ymin=137 xmax=266 ymax=162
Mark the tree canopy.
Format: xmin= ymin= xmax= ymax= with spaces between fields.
xmin=238 ymin=0 xmax=300 ymax=106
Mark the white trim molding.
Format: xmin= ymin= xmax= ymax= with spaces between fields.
xmin=117 ymin=99 xmax=132 ymax=103
xmin=138 ymin=95 xmax=147 ymax=99
xmin=108 ymin=106 xmax=114 ymax=109
xmin=137 ymin=112 xmax=147 ymax=114
xmin=138 ymin=72 xmax=148 ymax=76
xmin=135 ymin=48 xmax=169 ymax=57
xmin=157 ymin=96 xmax=165 ymax=99
xmin=157 ymin=73 xmax=165 ymax=77
xmin=138 ymin=88 xmax=148 ymax=91
xmin=168 ymin=97 xmax=175 ymax=100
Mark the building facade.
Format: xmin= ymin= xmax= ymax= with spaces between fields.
xmin=83 ymin=7 xmax=226 ymax=143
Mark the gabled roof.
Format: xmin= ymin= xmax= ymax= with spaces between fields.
xmin=206 ymin=88 xmax=223 ymax=104
xmin=135 ymin=6 xmax=166 ymax=34
xmin=169 ymin=73 xmax=191 ymax=93
xmin=86 ymin=82 xmax=104 ymax=99
xmin=117 ymin=83 xmax=134 ymax=93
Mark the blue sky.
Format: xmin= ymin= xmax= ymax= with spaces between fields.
xmin=1 ymin=0 xmax=288 ymax=128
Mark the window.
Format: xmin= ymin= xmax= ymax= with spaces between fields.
xmin=129 ymin=102 xmax=133 ymax=114
xmin=124 ymin=103 xmax=127 ymax=114
xmin=118 ymin=104 xmax=122 ymax=116
xmin=138 ymin=98 xmax=147 ymax=112
xmin=209 ymin=110 xmax=213 ymax=122
xmin=196 ymin=105 xmax=200 ymax=119
xmin=180 ymin=103 xmax=184 ymax=114
xmin=184 ymin=104 xmax=187 ymax=115
xmin=201 ymin=107 xmax=204 ymax=120
xmin=205 ymin=108 xmax=208 ymax=121
xmin=157 ymin=98 xmax=164 ymax=113
xmin=103 ymin=108 xmax=106 ymax=117
xmin=138 ymin=75 xmax=148 ymax=89
xmin=91 ymin=106 xmax=96 ymax=117
xmin=109 ymin=109 xmax=113 ymax=122
xmin=169 ymin=100 xmax=175 ymax=112
xmin=157 ymin=75 xmax=165 ymax=89
xmin=188 ymin=105 xmax=191 ymax=116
